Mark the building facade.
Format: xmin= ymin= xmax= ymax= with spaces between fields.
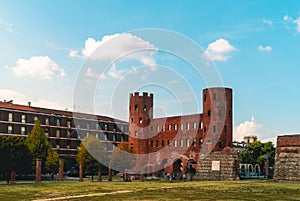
xmin=0 ymin=101 xmax=129 ymax=158
xmin=128 ymin=87 xmax=233 ymax=175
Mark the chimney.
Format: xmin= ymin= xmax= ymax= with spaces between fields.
xmin=28 ymin=102 xmax=31 ymax=107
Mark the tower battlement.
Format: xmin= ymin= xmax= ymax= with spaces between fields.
xmin=130 ymin=92 xmax=153 ymax=98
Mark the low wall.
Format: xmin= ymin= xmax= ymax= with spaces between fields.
xmin=274 ymin=134 xmax=300 ymax=182
xmin=195 ymin=147 xmax=239 ymax=180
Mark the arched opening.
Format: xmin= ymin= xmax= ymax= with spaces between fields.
xmin=173 ymin=159 xmax=182 ymax=175
xmin=160 ymin=159 xmax=168 ymax=176
xmin=187 ymin=159 xmax=197 ymax=174
xmin=249 ymin=164 xmax=253 ymax=174
xmin=240 ymin=165 xmax=246 ymax=177
xmin=255 ymin=164 xmax=260 ymax=176
xmin=173 ymin=158 xmax=183 ymax=178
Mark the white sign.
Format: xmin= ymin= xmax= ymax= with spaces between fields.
xmin=211 ymin=161 xmax=220 ymax=171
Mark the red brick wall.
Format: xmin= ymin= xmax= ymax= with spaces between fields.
xmin=274 ymin=134 xmax=300 ymax=182
xmin=202 ymin=88 xmax=233 ymax=153
xmin=277 ymin=135 xmax=300 ymax=148
xmin=128 ymin=88 xmax=233 ymax=174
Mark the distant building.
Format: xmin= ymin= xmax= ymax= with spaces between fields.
xmin=233 ymin=135 xmax=258 ymax=154
xmin=243 ymin=135 xmax=257 ymax=144
xmin=0 ymin=100 xmax=129 ymax=158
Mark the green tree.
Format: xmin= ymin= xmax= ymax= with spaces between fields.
xmin=239 ymin=140 xmax=275 ymax=168
xmin=0 ymin=136 xmax=32 ymax=177
xmin=77 ymin=136 xmax=106 ymax=175
xmin=110 ymin=141 xmax=135 ymax=179
xmin=26 ymin=119 xmax=51 ymax=161
xmin=45 ymin=149 xmax=59 ymax=174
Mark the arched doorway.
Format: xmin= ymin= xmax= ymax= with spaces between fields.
xmin=157 ymin=159 xmax=168 ymax=177
xmin=161 ymin=159 xmax=168 ymax=172
xmin=240 ymin=164 xmax=246 ymax=177
xmin=255 ymin=164 xmax=261 ymax=176
xmin=173 ymin=159 xmax=182 ymax=173
xmin=249 ymin=164 xmax=253 ymax=175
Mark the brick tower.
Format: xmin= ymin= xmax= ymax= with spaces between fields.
xmin=202 ymin=87 xmax=232 ymax=153
xmin=129 ymin=92 xmax=153 ymax=154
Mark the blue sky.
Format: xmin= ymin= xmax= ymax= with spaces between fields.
xmin=1 ymin=0 xmax=300 ymax=143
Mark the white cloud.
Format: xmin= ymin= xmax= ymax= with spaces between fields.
xmin=283 ymin=15 xmax=290 ymax=21
xmin=108 ymin=64 xmax=125 ymax=79
xmin=261 ymin=137 xmax=277 ymax=145
xmin=7 ymin=56 xmax=65 ymax=80
xmin=73 ymin=33 xmax=158 ymax=70
xmin=262 ymin=19 xmax=273 ymax=26
xmin=234 ymin=117 xmax=262 ymax=141
xmin=258 ymin=45 xmax=272 ymax=52
xmin=0 ymin=16 xmax=13 ymax=33
xmin=0 ymin=89 xmax=27 ymax=103
xmin=283 ymin=14 xmax=300 ymax=32
xmin=85 ymin=67 xmax=105 ymax=79
xmin=69 ymin=50 xmax=80 ymax=58
xmin=0 ymin=89 xmax=65 ymax=110
xmin=205 ymin=38 xmax=236 ymax=61
xmin=294 ymin=16 xmax=300 ymax=32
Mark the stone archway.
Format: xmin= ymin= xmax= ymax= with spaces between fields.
xmin=173 ymin=159 xmax=182 ymax=174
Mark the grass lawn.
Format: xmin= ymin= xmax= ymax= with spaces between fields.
xmin=0 ymin=180 xmax=299 ymax=201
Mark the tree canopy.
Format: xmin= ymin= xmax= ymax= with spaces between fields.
xmin=239 ymin=140 xmax=275 ymax=168
xmin=26 ymin=119 xmax=52 ymax=160
xmin=77 ymin=136 xmax=106 ymax=174
xmin=110 ymin=141 xmax=136 ymax=174
xmin=0 ymin=135 xmax=32 ymax=175
xmin=45 ymin=149 xmax=59 ymax=174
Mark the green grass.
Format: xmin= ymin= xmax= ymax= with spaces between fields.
xmin=0 ymin=180 xmax=299 ymax=201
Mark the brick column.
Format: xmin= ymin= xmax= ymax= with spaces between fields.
xmin=79 ymin=163 xmax=83 ymax=182
xmin=97 ymin=170 xmax=102 ymax=182
xmin=140 ymin=173 xmax=144 ymax=181
xmin=265 ymin=160 xmax=269 ymax=179
xmin=108 ymin=167 xmax=112 ymax=181
xmin=35 ymin=159 xmax=42 ymax=183
xmin=10 ymin=171 xmax=16 ymax=183
xmin=58 ymin=159 xmax=64 ymax=181
xmin=124 ymin=172 xmax=128 ymax=181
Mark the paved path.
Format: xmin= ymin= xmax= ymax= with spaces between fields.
xmin=32 ymin=190 xmax=132 ymax=201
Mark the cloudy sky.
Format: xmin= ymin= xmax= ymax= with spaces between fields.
xmin=1 ymin=1 xmax=300 ymax=144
